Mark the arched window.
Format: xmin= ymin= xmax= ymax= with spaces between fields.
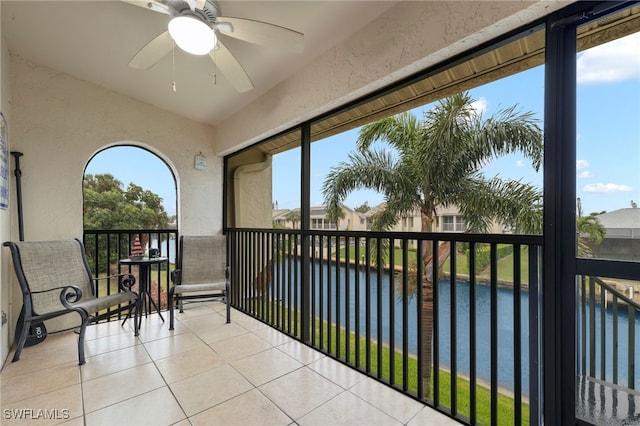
xmin=84 ymin=145 xmax=177 ymax=231
xmin=83 ymin=145 xmax=178 ymax=269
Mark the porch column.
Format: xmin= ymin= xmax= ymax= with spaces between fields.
xmin=543 ymin=12 xmax=577 ymax=425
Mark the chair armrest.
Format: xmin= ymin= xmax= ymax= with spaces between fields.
xmin=93 ymin=273 xmax=136 ymax=291
xmin=170 ymin=269 xmax=181 ymax=284
xmin=27 ymin=285 xmax=85 ymax=311
xmin=59 ymin=285 xmax=84 ymax=310
xmin=20 ymin=285 xmax=86 ymax=312
xmin=30 ymin=284 xmax=81 ymax=296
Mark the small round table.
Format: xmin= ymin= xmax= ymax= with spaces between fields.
xmin=119 ymin=257 xmax=168 ymax=328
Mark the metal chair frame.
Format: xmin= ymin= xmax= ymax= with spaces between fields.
xmin=168 ymin=235 xmax=231 ymax=330
xmin=3 ymin=238 xmax=139 ymax=365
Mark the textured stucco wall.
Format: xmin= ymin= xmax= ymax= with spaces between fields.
xmin=0 ymin=5 xmax=12 ymax=363
xmin=226 ymin=149 xmax=274 ymax=229
xmin=215 ymin=1 xmax=567 ymax=155
xmin=233 ymin=156 xmax=273 ymax=229
xmin=9 ymin=55 xmax=220 ymax=239
xmin=3 ymin=56 xmax=223 ymax=337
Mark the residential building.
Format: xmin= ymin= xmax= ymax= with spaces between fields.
xmin=593 ymin=207 xmax=640 ymax=261
xmin=275 ymin=203 xmax=505 ymax=234
xmin=273 ymin=206 xmax=358 ymax=231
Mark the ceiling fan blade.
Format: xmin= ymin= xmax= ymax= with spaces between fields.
xmin=121 ymin=0 xmax=170 ymax=15
xmin=184 ymin=0 xmax=206 ymax=11
xmin=216 ymin=17 xmax=303 ymax=53
xmin=129 ymin=31 xmax=174 ymax=70
xmin=209 ymin=41 xmax=254 ymax=93
xmin=120 ymin=0 xmax=150 ymax=9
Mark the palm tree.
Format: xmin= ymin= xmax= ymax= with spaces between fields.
xmin=322 ymin=92 xmax=543 ymax=393
xmin=576 ymin=214 xmax=606 ymax=257
xmin=285 ymin=210 xmax=301 ymax=229
xmin=325 ymin=205 xmax=346 ymax=230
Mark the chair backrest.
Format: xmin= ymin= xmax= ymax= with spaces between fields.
xmin=6 ymin=239 xmax=94 ymax=315
xmin=178 ymin=236 xmax=226 ymax=285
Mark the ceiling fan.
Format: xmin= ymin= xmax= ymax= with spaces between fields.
xmin=123 ymin=0 xmax=304 ymax=93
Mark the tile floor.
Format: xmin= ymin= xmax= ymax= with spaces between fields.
xmin=1 ymin=302 xmax=460 ymax=425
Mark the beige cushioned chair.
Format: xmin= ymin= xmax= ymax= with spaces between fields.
xmin=3 ymin=239 xmax=139 ymax=365
xmin=169 ymin=235 xmax=230 ymax=329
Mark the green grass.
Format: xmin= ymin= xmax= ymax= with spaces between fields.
xmin=250 ymin=299 xmax=529 ymax=425
xmin=495 ymin=248 xmax=530 ymax=283
xmin=94 ymin=265 xmax=173 ymax=316
xmin=316 ymin=323 xmax=529 ymax=425
xmin=95 ymin=266 xmax=172 ymax=292
xmin=337 ymin=244 xmax=530 ymax=285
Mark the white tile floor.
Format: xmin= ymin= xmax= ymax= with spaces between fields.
xmin=1 ymin=303 xmax=460 ymax=425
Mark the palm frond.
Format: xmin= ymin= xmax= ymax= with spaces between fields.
xmin=577 ymin=215 xmax=606 ymax=245
xmin=469 ymin=106 xmax=543 ymax=170
xmin=322 ymin=91 xmax=544 ymax=238
xmin=322 ymin=149 xmax=397 ymax=209
xmin=357 ymin=112 xmax=421 ymax=154
xmin=457 ymin=177 xmax=542 ymax=234
xmin=369 ymin=207 xmax=400 ymax=231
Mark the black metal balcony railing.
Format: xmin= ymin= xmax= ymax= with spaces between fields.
xmin=83 ymin=229 xmax=177 ymax=316
xmin=227 ymin=228 xmax=544 ymax=425
xmin=575 ymin=274 xmax=640 ymax=424
xmin=578 ymin=275 xmax=639 ymax=389
xmin=81 ymin=228 xmax=639 ymax=425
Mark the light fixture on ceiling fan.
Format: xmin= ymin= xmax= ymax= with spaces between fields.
xmin=122 ymin=0 xmax=304 ymax=93
xmin=168 ymin=14 xmax=216 ymax=55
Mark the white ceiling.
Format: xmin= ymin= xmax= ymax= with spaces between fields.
xmin=1 ymin=0 xmax=397 ymax=125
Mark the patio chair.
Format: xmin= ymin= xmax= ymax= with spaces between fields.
xmin=3 ymin=239 xmax=139 ymax=365
xmin=169 ymin=235 xmax=230 ymax=330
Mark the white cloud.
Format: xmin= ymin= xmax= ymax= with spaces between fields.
xmin=578 ymin=171 xmax=595 ymax=178
xmin=577 ymin=32 xmax=640 ymax=84
xmin=471 ymin=97 xmax=488 ymax=116
xmin=583 ymin=183 xmax=633 ymax=193
xmin=515 ymin=160 xmax=525 ymax=168
xmin=576 ymin=160 xmax=589 ymax=170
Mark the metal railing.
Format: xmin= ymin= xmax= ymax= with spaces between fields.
xmin=82 ymin=228 xmax=639 ymax=424
xmin=227 ymin=228 xmax=543 ymax=425
xmin=578 ymin=275 xmax=639 ymax=390
xmin=83 ymin=229 xmax=177 ymax=315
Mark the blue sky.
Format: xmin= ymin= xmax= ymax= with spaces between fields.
xmin=85 ymin=146 xmax=177 ymax=216
xmin=86 ymin=32 xmax=639 ymax=218
xmin=275 ymin=32 xmax=640 ymax=215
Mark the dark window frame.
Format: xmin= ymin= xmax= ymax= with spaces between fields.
xmin=223 ymin=2 xmax=640 ymax=423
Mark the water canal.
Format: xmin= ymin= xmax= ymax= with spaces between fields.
xmin=275 ymin=261 xmax=640 ymax=395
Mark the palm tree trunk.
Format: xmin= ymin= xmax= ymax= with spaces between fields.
xmin=421 ymin=240 xmax=451 ymax=396
xmin=420 ymin=213 xmax=434 ymax=396
xmin=419 ymin=211 xmax=451 ymax=398
xmin=421 ymin=275 xmax=434 ymax=396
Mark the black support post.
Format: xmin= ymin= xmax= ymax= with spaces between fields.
xmin=10 ymin=151 xmax=24 ymax=241
xmin=300 ymin=122 xmax=311 ymax=342
xmin=543 ymin=16 xmax=577 ymax=425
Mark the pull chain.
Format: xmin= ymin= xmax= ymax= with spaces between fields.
xmin=211 ymin=49 xmax=216 ymax=85
xmin=172 ymin=43 xmax=177 ymax=92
